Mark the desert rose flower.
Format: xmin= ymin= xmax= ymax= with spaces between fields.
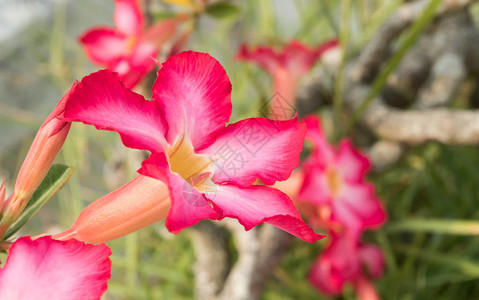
xmin=298 ymin=115 xmax=386 ymax=239
xmin=309 ymin=233 xmax=384 ymax=299
xmin=0 ymin=236 xmax=111 ymax=299
xmin=237 ymin=40 xmax=338 ymax=120
xmin=80 ymin=0 xmax=181 ymax=88
xmin=54 ymin=51 xmax=322 ymax=244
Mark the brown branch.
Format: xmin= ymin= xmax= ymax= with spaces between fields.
xmin=351 ymin=0 xmax=476 ymax=83
xmin=188 ymin=221 xmax=231 ymax=300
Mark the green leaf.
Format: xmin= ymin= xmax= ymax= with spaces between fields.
xmin=3 ymin=164 xmax=74 ymax=240
xmin=387 ymin=218 xmax=479 ymax=235
xmin=153 ymin=11 xmax=178 ymax=22
xmin=205 ymin=2 xmax=240 ymax=19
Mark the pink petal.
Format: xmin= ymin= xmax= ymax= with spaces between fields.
xmin=336 ymin=140 xmax=370 ymax=182
xmin=152 ymin=51 xmax=232 ymax=150
xmin=309 ymin=234 xmax=360 ymax=295
xmin=309 ymin=255 xmax=345 ymax=295
xmin=298 ymin=164 xmax=332 ymax=206
xmin=139 ymin=153 xmax=219 ymax=234
xmin=338 ymin=183 xmax=387 ymax=230
xmin=79 ymin=28 xmax=127 ymax=66
xmin=358 ymin=244 xmax=385 ymax=278
xmin=210 ymin=184 xmax=323 ymax=243
xmin=201 ymin=117 xmax=306 ymax=187
xmin=63 ymin=69 xmax=168 ymax=153
xmin=354 ymin=276 xmax=381 ymax=300
xmin=114 ymin=0 xmax=144 ymax=36
xmin=236 ymin=44 xmax=281 ymax=75
xmin=111 ymin=60 xmax=146 ymax=89
xmin=303 ymin=115 xmax=335 ymax=166
xmin=0 ymin=236 xmax=111 ymax=299
xmin=283 ymin=40 xmax=321 ymax=77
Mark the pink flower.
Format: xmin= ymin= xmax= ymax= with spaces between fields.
xmin=298 ymin=115 xmax=386 ymax=239
xmin=309 ymin=233 xmax=384 ymax=299
xmin=0 ymin=236 xmax=111 ymax=299
xmin=237 ymin=40 xmax=338 ymax=120
xmin=57 ymin=51 xmax=322 ymax=244
xmin=80 ymin=0 xmax=180 ymax=88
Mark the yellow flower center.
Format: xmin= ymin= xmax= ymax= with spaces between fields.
xmin=326 ymin=167 xmax=342 ymax=197
xmin=167 ymin=136 xmax=214 ymax=192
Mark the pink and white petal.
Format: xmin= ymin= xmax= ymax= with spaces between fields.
xmin=283 ymin=40 xmax=320 ymax=77
xmin=236 ymin=44 xmax=281 ymax=75
xmin=152 ymin=51 xmax=232 ymax=150
xmin=358 ymin=244 xmax=385 ymax=278
xmin=129 ymin=41 xmax=158 ymax=69
xmin=202 ymin=117 xmax=306 ymax=187
xmin=111 ymin=61 xmax=145 ymax=89
xmin=79 ymin=28 xmax=127 ymax=65
xmin=298 ymin=165 xmax=333 ymax=206
xmin=114 ymin=0 xmax=144 ymax=36
xmin=336 ymin=140 xmax=370 ymax=183
xmin=331 ymin=200 xmax=365 ymax=240
xmin=315 ymin=39 xmax=340 ymax=57
xmin=338 ymin=183 xmax=387 ymax=229
xmin=209 ymin=184 xmax=323 ymax=243
xmin=308 ymin=255 xmax=345 ymax=296
xmin=0 ymin=236 xmax=111 ymax=299
xmin=309 ymin=234 xmax=360 ymax=295
xmin=139 ymin=153 xmax=219 ymax=234
xmin=303 ymin=115 xmax=335 ymax=166
xmin=63 ymin=69 xmax=168 ymax=153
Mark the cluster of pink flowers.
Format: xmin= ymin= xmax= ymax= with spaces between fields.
xmin=240 ymin=40 xmax=387 ymax=298
xmin=299 ymin=116 xmax=386 ymax=299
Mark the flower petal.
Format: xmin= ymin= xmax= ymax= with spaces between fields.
xmin=358 ymin=244 xmax=385 ymax=278
xmin=336 ymin=140 xmax=370 ymax=183
xmin=79 ymin=28 xmax=127 ymax=66
xmin=201 ymin=117 xmax=306 ymax=187
xmin=63 ymin=69 xmax=167 ymax=153
xmin=0 ymin=236 xmax=111 ymax=299
xmin=236 ymin=44 xmax=281 ymax=75
xmin=139 ymin=153 xmax=219 ymax=234
xmin=338 ymin=183 xmax=386 ymax=230
xmin=114 ymin=0 xmax=144 ymax=36
xmin=152 ymin=51 xmax=232 ymax=150
xmin=303 ymin=115 xmax=335 ymax=166
xmin=283 ymin=40 xmax=321 ymax=76
xmin=209 ymin=184 xmax=323 ymax=243
xmin=309 ymin=234 xmax=360 ymax=295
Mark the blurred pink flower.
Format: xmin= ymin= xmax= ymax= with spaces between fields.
xmin=237 ymin=40 xmax=338 ymax=120
xmin=309 ymin=233 xmax=384 ymax=299
xmin=55 ymin=51 xmax=322 ymax=244
xmin=80 ymin=0 xmax=180 ymax=88
xmin=0 ymin=236 xmax=111 ymax=299
xmin=298 ymin=115 xmax=386 ymax=239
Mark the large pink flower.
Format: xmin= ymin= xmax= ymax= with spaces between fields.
xmin=61 ymin=51 xmax=322 ymax=243
xmin=309 ymin=233 xmax=384 ymax=298
xmin=80 ymin=0 xmax=179 ymax=88
xmin=0 ymin=236 xmax=111 ymax=299
xmin=237 ymin=40 xmax=338 ymax=120
xmin=298 ymin=115 xmax=386 ymax=239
